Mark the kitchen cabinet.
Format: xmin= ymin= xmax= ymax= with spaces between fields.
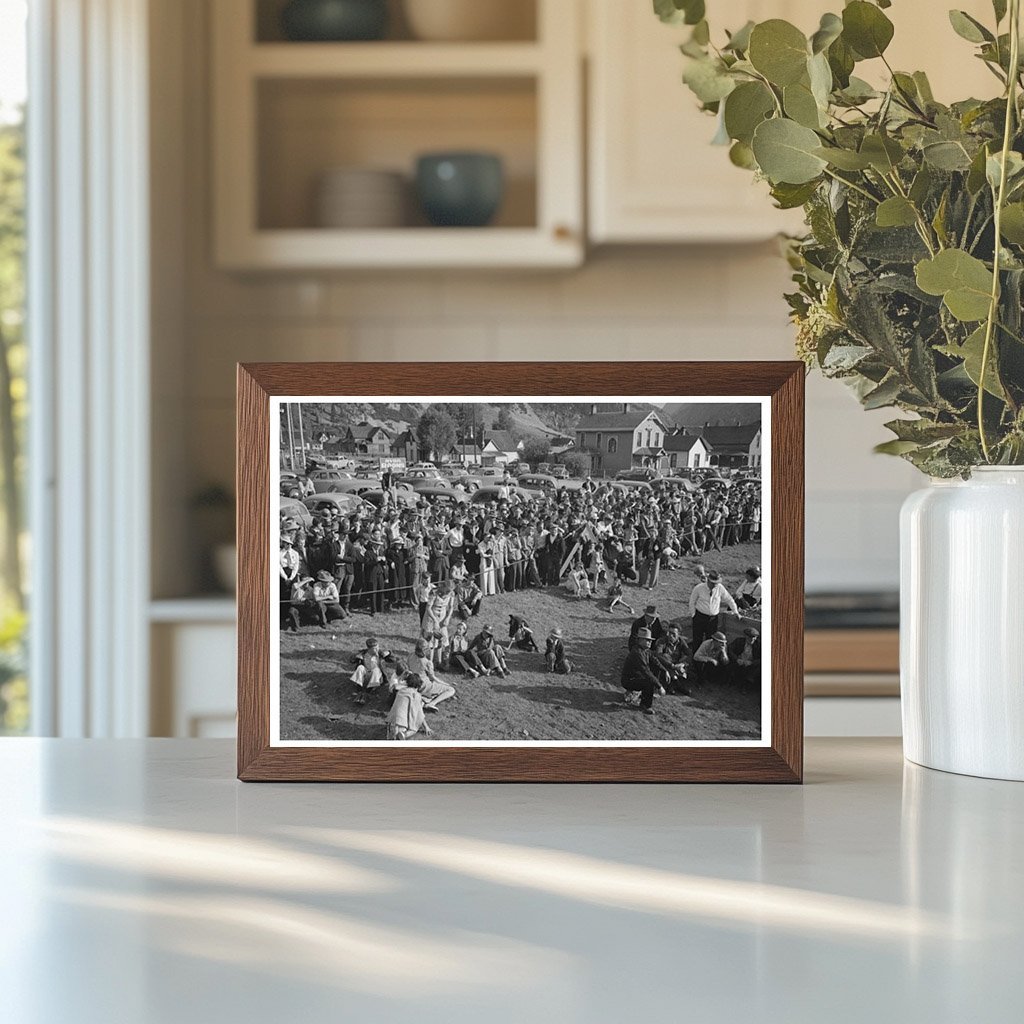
xmin=586 ymin=0 xmax=998 ymax=244
xmin=211 ymin=0 xmax=583 ymax=269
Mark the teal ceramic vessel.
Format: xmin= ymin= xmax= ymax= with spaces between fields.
xmin=281 ymin=0 xmax=388 ymax=42
xmin=415 ymin=152 xmax=505 ymax=227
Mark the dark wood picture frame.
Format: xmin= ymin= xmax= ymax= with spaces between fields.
xmin=237 ymin=362 xmax=804 ymax=782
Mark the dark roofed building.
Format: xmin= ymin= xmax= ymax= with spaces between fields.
xmin=575 ymin=404 xmax=670 ymax=475
xmin=701 ymin=423 xmax=761 ymax=469
xmin=663 ymin=430 xmax=711 ymax=471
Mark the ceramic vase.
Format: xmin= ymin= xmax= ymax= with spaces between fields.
xmin=900 ymin=467 xmax=1024 ymax=781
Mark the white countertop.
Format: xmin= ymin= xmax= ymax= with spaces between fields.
xmin=1 ymin=738 xmax=1020 ymax=1023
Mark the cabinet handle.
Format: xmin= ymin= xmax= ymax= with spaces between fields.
xmin=553 ymin=224 xmax=574 ymax=241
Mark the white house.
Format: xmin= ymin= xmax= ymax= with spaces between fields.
xmin=480 ymin=430 xmax=523 ymax=466
xmin=664 ymin=431 xmax=710 ymax=470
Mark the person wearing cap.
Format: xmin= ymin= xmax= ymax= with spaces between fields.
xmin=386 ymin=674 xmax=432 ymax=740
xmin=447 ymin=620 xmax=481 ymax=678
xmin=603 ymin=573 xmax=636 ymax=616
xmin=736 ymin=567 xmax=763 ymax=609
xmin=545 ymin=628 xmax=573 ymax=674
xmin=467 ymin=625 xmax=509 ymax=677
xmin=629 ymin=604 xmax=665 ymax=649
xmin=311 ymin=569 xmax=346 ymax=628
xmin=652 ymin=623 xmax=691 ymax=695
xmin=507 ymin=614 xmax=539 ymax=652
xmin=729 ymin=627 xmax=761 ymax=686
xmin=285 ymin=574 xmax=316 ymax=632
xmin=620 ymin=626 xmax=660 ymax=715
xmin=693 ymin=631 xmax=730 ymax=684
xmin=689 ymin=570 xmax=739 ymax=649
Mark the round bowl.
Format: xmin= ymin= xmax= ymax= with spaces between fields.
xmin=281 ymin=0 xmax=388 ymax=42
xmin=403 ymin=0 xmax=534 ymax=42
xmin=415 ymin=152 xmax=504 ymax=228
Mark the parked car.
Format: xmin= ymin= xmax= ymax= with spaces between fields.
xmin=549 ymin=464 xmax=570 ymax=479
xmin=518 ymin=473 xmax=558 ymax=494
xmin=451 ymin=474 xmax=483 ymax=493
xmin=615 ymin=479 xmax=653 ymax=493
xmin=303 ymin=492 xmax=371 ymax=517
xmin=279 ymin=496 xmax=313 ymax=529
xmin=400 ymin=467 xmax=443 ymax=482
xmin=409 ymin=481 xmax=469 ymax=504
xmin=469 ymin=485 xmax=537 ymax=504
xmin=652 ymin=476 xmax=700 ymax=492
xmin=309 ymin=468 xmax=358 ymax=493
xmin=359 ymin=488 xmax=419 ymax=509
xmin=478 ymin=466 xmax=506 ymax=478
xmin=279 ymin=472 xmax=303 ymax=498
xmin=615 ymin=467 xmax=660 ymax=482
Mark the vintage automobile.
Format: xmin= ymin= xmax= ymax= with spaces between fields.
xmin=408 ymin=481 xmax=469 ymax=504
xmin=517 ymin=473 xmax=558 ymax=494
xmin=279 ymin=472 xmax=304 ymax=499
xmin=399 ymin=467 xmax=443 ymax=483
xmin=450 ymin=474 xmax=483 ymax=492
xmin=652 ymin=475 xmax=700 ymax=493
xmin=469 ymin=484 xmax=539 ymax=504
xmin=279 ymin=496 xmax=313 ymax=529
xmin=309 ymin=468 xmax=357 ymax=493
xmin=359 ymin=488 xmax=420 ymax=509
xmin=614 ymin=479 xmax=654 ymax=493
xmin=615 ymin=467 xmax=660 ymax=482
xmin=302 ymin=492 xmax=372 ymax=518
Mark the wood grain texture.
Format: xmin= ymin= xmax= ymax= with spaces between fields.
xmin=237 ymin=361 xmax=805 ymax=783
xmin=805 ymin=629 xmax=899 ymax=674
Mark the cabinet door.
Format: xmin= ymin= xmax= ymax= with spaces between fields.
xmin=588 ymin=0 xmax=811 ymax=243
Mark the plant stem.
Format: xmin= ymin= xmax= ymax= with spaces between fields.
xmin=978 ymin=0 xmax=1021 ymax=462
xmin=822 ymin=168 xmax=880 ymax=205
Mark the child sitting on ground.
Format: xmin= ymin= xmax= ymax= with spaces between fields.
xmin=350 ymin=637 xmax=386 ymax=705
xmin=406 ymin=638 xmax=457 ymax=711
xmin=386 ymin=674 xmax=432 ymax=740
xmin=467 ymin=625 xmax=509 ymax=678
xmin=507 ymin=614 xmax=540 ymax=652
xmin=545 ymin=628 xmax=573 ymax=674
xmin=604 ymin=574 xmax=636 ymax=616
xmin=566 ymin=559 xmax=592 ymax=600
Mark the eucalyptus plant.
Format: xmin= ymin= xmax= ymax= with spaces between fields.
xmin=657 ymin=0 xmax=1024 ymax=476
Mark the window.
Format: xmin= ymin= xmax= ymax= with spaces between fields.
xmin=596 ymin=433 xmax=602 ymax=448
xmin=607 ymin=436 xmax=617 ymax=454
xmin=0 ymin=0 xmax=27 ymax=734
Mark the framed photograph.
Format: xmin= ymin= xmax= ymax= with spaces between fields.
xmin=237 ymin=362 xmax=804 ymax=782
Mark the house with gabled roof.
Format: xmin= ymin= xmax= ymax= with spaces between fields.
xmin=664 ymin=430 xmax=711 ymax=471
xmin=480 ymin=430 xmax=523 ymax=466
xmin=342 ymin=423 xmax=393 ymax=459
xmin=700 ymin=423 xmax=761 ymax=469
xmin=574 ymin=403 xmax=671 ymax=475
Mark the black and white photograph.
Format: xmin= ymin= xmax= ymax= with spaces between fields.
xmin=271 ymin=396 xmax=769 ymax=746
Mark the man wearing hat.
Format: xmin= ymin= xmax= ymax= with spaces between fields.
xmin=467 ymin=625 xmax=509 ymax=678
xmin=620 ymin=627 xmax=660 ymax=715
xmin=693 ymin=631 xmax=730 ymax=684
xmin=629 ymin=604 xmax=665 ymax=650
xmin=688 ymin=570 xmax=739 ymax=649
xmin=311 ymin=570 xmax=346 ymax=628
xmin=279 ymin=535 xmax=301 ymax=629
xmin=736 ymin=567 xmax=763 ymax=610
xmin=729 ymin=627 xmax=761 ymax=686
xmin=544 ymin=628 xmax=572 ymax=674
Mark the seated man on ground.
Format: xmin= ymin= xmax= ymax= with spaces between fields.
xmin=728 ymin=627 xmax=762 ymax=687
xmin=693 ymin=631 xmax=730 ymax=684
xmin=620 ymin=627 xmax=661 ymax=716
xmin=545 ymin=628 xmax=573 ymax=674
xmin=387 ymin=675 xmax=433 ymax=740
xmin=652 ymin=624 xmax=691 ymax=695
xmin=468 ymin=625 xmax=509 ymax=678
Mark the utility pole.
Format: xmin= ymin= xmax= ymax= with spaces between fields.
xmin=296 ymin=402 xmax=306 ymax=472
xmin=286 ymin=403 xmax=296 ymax=471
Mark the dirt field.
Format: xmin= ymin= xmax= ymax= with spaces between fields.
xmin=278 ymin=543 xmax=763 ymax=743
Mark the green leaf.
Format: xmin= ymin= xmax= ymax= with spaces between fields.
xmin=909 ymin=164 xmax=933 ymax=205
xmin=876 ymin=197 xmax=918 ymax=228
xmin=724 ymin=20 xmax=755 ymax=53
xmin=939 ymin=325 xmax=1005 ymax=398
xmin=784 ymin=80 xmax=825 ymax=129
xmin=874 ymin=439 xmax=922 ymax=455
xmin=913 ymin=71 xmax=935 ymax=104
xmin=751 ymin=118 xmax=828 ymax=184
xmin=1000 ymin=203 xmax=1024 ymax=245
xmin=682 ymin=57 xmax=736 ymax=104
xmin=923 ymin=140 xmax=972 ymax=171
xmin=860 ymin=133 xmax=904 ymax=173
xmin=814 ymin=146 xmax=872 ymax=170
xmin=807 ymin=51 xmax=833 ymax=109
xmin=986 ymin=150 xmax=1024 ymax=191
xmin=948 ymin=10 xmax=994 ymax=44
xmin=653 ymin=0 xmax=705 ymax=26
xmin=827 ymin=36 xmax=856 ymax=89
xmin=967 ymin=144 xmax=991 ymax=194
xmin=915 ymin=249 xmax=994 ymax=322
xmin=842 ymin=1 xmax=895 ymax=59
xmin=993 ymin=0 xmax=1008 ymax=24
xmin=691 ymin=19 xmax=710 ymax=45
xmin=884 ymin=418 xmax=963 ymax=443
xmin=723 ymin=81 xmax=775 ymax=144
xmin=729 ymin=140 xmax=757 ymax=169
xmin=810 ymin=12 xmax=843 ymax=54
xmin=770 ymin=180 xmax=820 ymax=209
xmin=862 ymin=374 xmax=903 ymax=409
xmin=748 ymin=20 xmax=809 ymax=86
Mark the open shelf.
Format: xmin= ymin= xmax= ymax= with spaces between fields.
xmin=212 ymin=0 xmax=582 ymax=268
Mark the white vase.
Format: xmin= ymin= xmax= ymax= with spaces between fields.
xmin=900 ymin=467 xmax=1024 ymax=780
xmin=403 ymin=0 xmax=534 ymax=42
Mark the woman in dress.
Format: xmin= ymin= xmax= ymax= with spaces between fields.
xmin=477 ymin=533 xmax=497 ymax=597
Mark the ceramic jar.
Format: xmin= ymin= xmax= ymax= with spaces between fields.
xmin=900 ymin=467 xmax=1024 ymax=781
